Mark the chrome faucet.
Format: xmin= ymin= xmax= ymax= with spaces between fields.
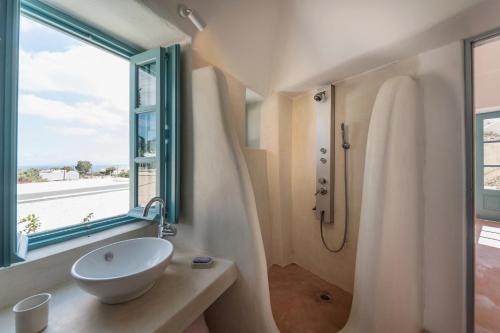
xmin=143 ymin=197 xmax=177 ymax=238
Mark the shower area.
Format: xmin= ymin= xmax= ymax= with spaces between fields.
xmin=266 ymin=86 xmax=355 ymax=333
xmin=245 ymin=69 xmax=423 ymax=332
xmin=243 ymin=83 xmax=364 ymax=332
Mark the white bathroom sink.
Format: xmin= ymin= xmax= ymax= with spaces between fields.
xmin=71 ymin=237 xmax=174 ymax=304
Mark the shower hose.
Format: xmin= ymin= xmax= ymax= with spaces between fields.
xmin=320 ymin=140 xmax=349 ymax=253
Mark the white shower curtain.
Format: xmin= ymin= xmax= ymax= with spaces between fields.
xmin=340 ymin=76 xmax=423 ymax=333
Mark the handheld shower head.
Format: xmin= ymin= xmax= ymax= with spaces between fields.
xmin=341 ymin=123 xmax=350 ymax=150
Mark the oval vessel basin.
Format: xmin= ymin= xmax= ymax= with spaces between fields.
xmin=71 ymin=237 xmax=174 ymax=304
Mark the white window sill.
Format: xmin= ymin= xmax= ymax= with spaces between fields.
xmin=25 ymin=220 xmax=155 ymax=262
xmin=0 ymin=220 xmax=156 ymax=309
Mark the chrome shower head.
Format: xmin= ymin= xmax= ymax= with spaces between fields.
xmin=313 ymin=91 xmax=326 ymax=102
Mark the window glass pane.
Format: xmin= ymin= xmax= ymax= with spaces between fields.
xmin=245 ymin=89 xmax=263 ymax=148
xmin=137 ymin=62 xmax=156 ymax=107
xmin=137 ymin=162 xmax=156 ymax=207
xmin=485 ymin=167 xmax=500 ymax=190
xmin=17 ymin=16 xmax=130 ymax=235
xmin=484 ymin=118 xmax=500 ymax=142
xmin=137 ymin=112 xmax=156 ymax=157
xmin=485 ymin=142 xmax=500 ymax=165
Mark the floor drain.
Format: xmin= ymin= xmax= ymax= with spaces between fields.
xmin=319 ymin=291 xmax=333 ymax=302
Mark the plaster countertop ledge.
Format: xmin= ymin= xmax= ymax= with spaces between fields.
xmin=0 ymin=252 xmax=238 ymax=333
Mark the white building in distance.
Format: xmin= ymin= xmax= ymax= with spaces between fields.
xmin=40 ymin=169 xmax=79 ymax=181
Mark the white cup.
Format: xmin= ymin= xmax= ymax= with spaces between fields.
xmin=13 ymin=293 xmax=51 ymax=333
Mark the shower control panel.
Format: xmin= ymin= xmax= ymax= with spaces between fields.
xmin=315 ymin=85 xmax=335 ymax=223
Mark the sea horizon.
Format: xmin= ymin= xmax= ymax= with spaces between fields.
xmin=18 ymin=163 xmax=130 ymax=172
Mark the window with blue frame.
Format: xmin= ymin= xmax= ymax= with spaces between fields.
xmin=0 ymin=0 xmax=180 ymax=267
xmin=17 ymin=15 xmax=131 ymax=235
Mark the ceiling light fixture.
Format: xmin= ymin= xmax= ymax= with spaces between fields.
xmin=178 ymin=4 xmax=205 ymax=32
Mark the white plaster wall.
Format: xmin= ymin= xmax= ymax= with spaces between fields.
xmin=172 ymin=58 xmax=278 ymax=332
xmin=418 ymin=42 xmax=465 ymax=333
xmin=244 ymin=148 xmax=273 ymax=266
xmin=288 ymin=42 xmax=465 ymax=332
xmin=261 ymin=93 xmax=294 ymax=266
xmin=191 ymin=53 xmax=274 ymax=267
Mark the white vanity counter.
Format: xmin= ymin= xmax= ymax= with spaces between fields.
xmin=0 ymin=252 xmax=237 ymax=333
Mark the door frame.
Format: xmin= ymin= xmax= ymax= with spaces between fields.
xmin=465 ymin=28 xmax=500 ymax=333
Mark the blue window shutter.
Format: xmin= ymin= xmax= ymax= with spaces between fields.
xmin=166 ymin=44 xmax=181 ymax=224
xmin=129 ymin=45 xmax=181 ymax=224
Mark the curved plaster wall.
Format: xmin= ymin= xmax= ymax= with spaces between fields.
xmin=341 ymin=76 xmax=423 ymax=333
xmin=172 ymin=65 xmax=278 ymax=333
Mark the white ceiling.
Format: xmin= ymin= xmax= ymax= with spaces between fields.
xmin=43 ymin=0 xmax=186 ymax=50
xmin=42 ymin=0 xmax=500 ymax=95
xmin=140 ymin=0 xmax=283 ymax=95
xmin=272 ymin=0 xmax=485 ymax=92
xmin=141 ymin=0 xmax=491 ymax=94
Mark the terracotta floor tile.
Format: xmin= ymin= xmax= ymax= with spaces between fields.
xmin=268 ymin=219 xmax=500 ymax=333
xmin=476 ymin=219 xmax=500 ymax=333
xmin=268 ymin=264 xmax=352 ymax=333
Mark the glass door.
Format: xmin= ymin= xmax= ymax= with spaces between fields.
xmin=476 ymin=111 xmax=500 ymax=221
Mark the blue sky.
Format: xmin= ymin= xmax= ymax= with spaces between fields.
xmin=18 ymin=16 xmax=129 ymax=168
